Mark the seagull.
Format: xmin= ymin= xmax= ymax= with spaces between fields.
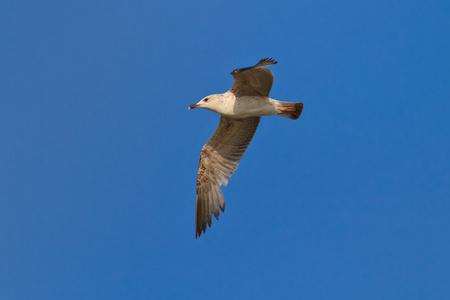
xmin=189 ymin=58 xmax=303 ymax=238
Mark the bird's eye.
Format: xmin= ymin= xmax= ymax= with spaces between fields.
xmin=204 ymin=98 xmax=209 ymax=102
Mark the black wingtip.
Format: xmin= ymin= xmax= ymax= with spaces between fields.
xmin=195 ymin=229 xmax=202 ymax=239
xmin=195 ymin=223 xmax=208 ymax=239
xmin=259 ymin=57 xmax=278 ymax=65
xmin=230 ymin=57 xmax=278 ymax=74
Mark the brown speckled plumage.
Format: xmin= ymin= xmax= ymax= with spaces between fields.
xmin=196 ymin=116 xmax=260 ymax=238
xmin=229 ymin=58 xmax=277 ymax=97
xmin=190 ymin=58 xmax=303 ymax=238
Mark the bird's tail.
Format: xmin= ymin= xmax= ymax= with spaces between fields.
xmin=277 ymin=102 xmax=304 ymax=120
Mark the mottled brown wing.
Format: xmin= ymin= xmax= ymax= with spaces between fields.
xmin=195 ymin=116 xmax=261 ymax=238
xmin=229 ymin=58 xmax=278 ymax=97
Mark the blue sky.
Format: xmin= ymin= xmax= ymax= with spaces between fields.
xmin=1 ymin=0 xmax=449 ymax=299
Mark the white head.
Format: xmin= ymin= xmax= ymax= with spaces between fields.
xmin=188 ymin=94 xmax=223 ymax=113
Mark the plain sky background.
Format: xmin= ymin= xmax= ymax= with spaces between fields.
xmin=1 ymin=1 xmax=449 ymax=299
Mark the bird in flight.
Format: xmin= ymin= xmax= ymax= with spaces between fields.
xmin=189 ymin=58 xmax=303 ymax=238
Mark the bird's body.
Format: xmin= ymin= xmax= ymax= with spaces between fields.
xmin=195 ymin=92 xmax=283 ymax=118
xmin=189 ymin=58 xmax=303 ymax=238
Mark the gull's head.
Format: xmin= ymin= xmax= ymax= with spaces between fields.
xmin=188 ymin=94 xmax=221 ymax=111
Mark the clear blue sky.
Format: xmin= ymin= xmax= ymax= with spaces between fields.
xmin=1 ymin=1 xmax=449 ymax=299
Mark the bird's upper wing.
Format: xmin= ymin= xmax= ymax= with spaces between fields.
xmin=229 ymin=58 xmax=278 ymax=97
xmin=195 ymin=116 xmax=261 ymax=238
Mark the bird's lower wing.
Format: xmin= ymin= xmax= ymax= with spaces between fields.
xmin=195 ymin=116 xmax=261 ymax=238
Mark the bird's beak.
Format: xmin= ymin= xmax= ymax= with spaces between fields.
xmin=188 ymin=103 xmax=199 ymax=110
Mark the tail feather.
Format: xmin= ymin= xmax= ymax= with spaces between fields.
xmin=278 ymin=102 xmax=304 ymax=120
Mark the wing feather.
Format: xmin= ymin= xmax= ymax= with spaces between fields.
xmin=195 ymin=116 xmax=260 ymax=238
xmin=229 ymin=58 xmax=278 ymax=97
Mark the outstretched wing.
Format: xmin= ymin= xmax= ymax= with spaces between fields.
xmin=229 ymin=58 xmax=278 ymax=97
xmin=195 ymin=116 xmax=261 ymax=238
